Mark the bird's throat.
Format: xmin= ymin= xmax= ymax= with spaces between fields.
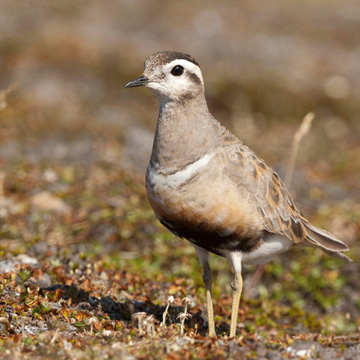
xmin=150 ymin=99 xmax=222 ymax=174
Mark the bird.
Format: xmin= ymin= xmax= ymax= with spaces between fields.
xmin=125 ymin=51 xmax=351 ymax=337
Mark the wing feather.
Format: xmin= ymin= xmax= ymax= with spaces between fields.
xmin=220 ymin=127 xmax=350 ymax=260
xmin=225 ymin=142 xmax=312 ymax=244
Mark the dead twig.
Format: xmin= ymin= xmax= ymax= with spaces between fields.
xmin=285 ymin=112 xmax=314 ymax=188
xmin=0 ymin=83 xmax=18 ymax=112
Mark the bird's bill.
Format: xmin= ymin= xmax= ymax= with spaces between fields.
xmin=124 ymin=75 xmax=149 ymax=88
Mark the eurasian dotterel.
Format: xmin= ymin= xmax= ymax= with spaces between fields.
xmin=125 ymin=51 xmax=351 ymax=337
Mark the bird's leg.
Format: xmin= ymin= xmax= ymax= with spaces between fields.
xmin=193 ymin=245 xmax=215 ymax=337
xmin=226 ymin=251 xmax=243 ymax=337
xmin=230 ymin=271 xmax=243 ymax=337
xmin=203 ymin=262 xmax=215 ymax=337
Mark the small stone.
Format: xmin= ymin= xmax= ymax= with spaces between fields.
xmin=31 ymin=191 xmax=71 ymax=214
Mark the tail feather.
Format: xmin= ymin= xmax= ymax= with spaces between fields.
xmin=303 ymin=221 xmax=351 ymax=262
xmin=322 ymin=249 xmax=353 ymax=263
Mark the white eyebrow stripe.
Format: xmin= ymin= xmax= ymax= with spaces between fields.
xmin=165 ymin=59 xmax=204 ymax=84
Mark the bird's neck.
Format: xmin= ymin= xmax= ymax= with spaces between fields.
xmin=150 ymin=97 xmax=222 ymax=173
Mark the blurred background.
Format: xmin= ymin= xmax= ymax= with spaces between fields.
xmin=0 ymin=0 xmax=359 ymax=332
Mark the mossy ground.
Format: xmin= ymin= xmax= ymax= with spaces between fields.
xmin=0 ymin=157 xmax=359 ymax=359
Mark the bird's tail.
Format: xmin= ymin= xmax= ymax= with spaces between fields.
xmin=303 ymin=221 xmax=352 ymax=263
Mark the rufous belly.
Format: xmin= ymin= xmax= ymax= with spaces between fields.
xmin=146 ymin=169 xmax=264 ymax=255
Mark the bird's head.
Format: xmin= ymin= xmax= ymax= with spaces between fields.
xmin=125 ymin=51 xmax=204 ymax=104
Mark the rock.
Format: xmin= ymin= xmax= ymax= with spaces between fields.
xmin=30 ymin=191 xmax=71 ymax=214
xmin=15 ymin=254 xmax=38 ymax=265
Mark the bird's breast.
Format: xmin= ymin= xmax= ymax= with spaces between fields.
xmin=146 ymin=156 xmax=264 ymax=255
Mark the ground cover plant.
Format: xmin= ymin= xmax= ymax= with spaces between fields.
xmin=0 ymin=135 xmax=359 ymax=358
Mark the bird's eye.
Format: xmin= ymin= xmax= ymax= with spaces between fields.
xmin=171 ymin=65 xmax=184 ymax=76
